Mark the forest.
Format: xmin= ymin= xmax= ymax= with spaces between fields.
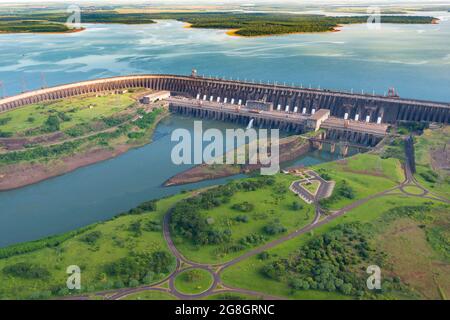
xmin=0 ymin=11 xmax=436 ymax=35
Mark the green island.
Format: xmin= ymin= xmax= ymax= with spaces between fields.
xmin=0 ymin=11 xmax=437 ymax=36
xmin=174 ymin=269 xmax=214 ymax=295
xmin=0 ymin=88 xmax=168 ymax=190
xmin=0 ymin=123 xmax=448 ymax=300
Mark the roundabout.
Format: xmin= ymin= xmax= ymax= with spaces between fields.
xmin=170 ymin=267 xmax=217 ymax=298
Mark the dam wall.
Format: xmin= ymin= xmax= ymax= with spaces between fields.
xmin=0 ymin=74 xmax=449 ymax=124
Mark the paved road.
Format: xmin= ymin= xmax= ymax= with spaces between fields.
xmin=80 ymin=140 xmax=448 ymax=301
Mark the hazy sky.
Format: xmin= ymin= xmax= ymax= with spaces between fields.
xmin=1 ymin=0 xmax=449 ymax=5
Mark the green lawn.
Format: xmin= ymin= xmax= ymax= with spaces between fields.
xmin=122 ymin=290 xmax=176 ymax=300
xmin=174 ymin=269 xmax=214 ymax=295
xmin=301 ymin=180 xmax=320 ymax=195
xmin=173 ymin=174 xmax=315 ymax=264
xmin=0 ymin=92 xmax=139 ymax=136
xmin=0 ymin=193 xmax=189 ymax=300
xmin=402 ymin=185 xmax=424 ymax=195
xmin=204 ymin=292 xmax=260 ymax=300
xmin=413 ymin=126 xmax=450 ymax=198
xmin=313 ymin=153 xmax=404 ymax=210
xmin=221 ymin=195 xmax=443 ymax=300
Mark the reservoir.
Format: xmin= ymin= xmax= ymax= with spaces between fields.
xmin=0 ymin=15 xmax=449 ymax=246
xmin=0 ymin=115 xmax=341 ymax=247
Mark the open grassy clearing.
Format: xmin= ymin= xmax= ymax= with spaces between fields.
xmin=0 ymin=193 xmax=189 ymax=300
xmin=174 ymin=269 xmax=214 ymax=295
xmin=221 ymin=195 xmax=447 ymax=300
xmin=414 ymin=126 xmax=450 ymax=198
xmin=402 ymin=185 xmax=424 ymax=195
xmin=301 ymin=180 xmax=320 ymax=195
xmin=204 ymin=292 xmax=260 ymax=300
xmin=314 ymin=153 xmax=404 ymax=211
xmin=0 ymin=91 xmax=142 ymax=137
xmin=122 ymin=290 xmax=177 ymax=300
xmin=172 ymin=174 xmax=315 ymax=265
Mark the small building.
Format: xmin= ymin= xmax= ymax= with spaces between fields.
xmin=245 ymin=100 xmax=273 ymax=112
xmin=306 ymin=109 xmax=330 ymax=131
xmin=140 ymin=91 xmax=171 ymax=104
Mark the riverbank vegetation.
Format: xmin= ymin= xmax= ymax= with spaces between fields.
xmin=0 ymin=90 xmax=167 ymax=190
xmin=0 ymin=193 xmax=190 ymax=299
xmin=0 ymin=11 xmax=437 ymax=35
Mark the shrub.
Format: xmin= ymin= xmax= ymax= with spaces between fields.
xmin=79 ymin=231 xmax=102 ymax=245
xmin=232 ymin=202 xmax=254 ymax=212
xmin=263 ymin=220 xmax=287 ymax=235
xmin=3 ymin=262 xmax=50 ymax=279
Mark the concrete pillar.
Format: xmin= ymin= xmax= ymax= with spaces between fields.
xmin=203 ymin=94 xmax=207 ymax=101
xmin=311 ymin=108 xmax=316 ymax=115
xmin=224 ymin=97 xmax=227 ymax=104
xmin=355 ymin=114 xmax=359 ymax=121
xmin=196 ymin=93 xmax=200 ymax=99
xmin=277 ymin=104 xmax=281 ymax=111
xmin=217 ymin=97 xmax=221 ymax=102
xmin=344 ymin=112 xmax=349 ymax=120
xmin=238 ymin=99 xmax=242 ymax=105
xmin=285 ymin=105 xmax=290 ymax=112
xmin=302 ymin=107 xmax=306 ymax=114
xmin=330 ymin=143 xmax=336 ymax=153
xmin=231 ymin=98 xmax=235 ymax=104
xmin=293 ymin=106 xmax=298 ymax=113
xmin=341 ymin=144 xmax=349 ymax=157
xmin=365 ymin=115 xmax=371 ymax=122
xmin=210 ymin=96 xmax=214 ymax=102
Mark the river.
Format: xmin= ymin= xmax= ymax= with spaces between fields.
xmin=0 ymin=14 xmax=449 ymax=246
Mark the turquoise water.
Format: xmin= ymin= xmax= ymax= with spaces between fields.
xmin=0 ymin=15 xmax=449 ymax=246
xmin=1 ymin=16 xmax=449 ymax=100
xmin=0 ymin=115 xmax=339 ymax=247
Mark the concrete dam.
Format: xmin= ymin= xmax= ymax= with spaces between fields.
xmin=0 ymin=73 xmax=448 ymax=147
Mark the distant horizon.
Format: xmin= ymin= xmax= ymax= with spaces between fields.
xmin=1 ymin=0 xmax=450 ymax=6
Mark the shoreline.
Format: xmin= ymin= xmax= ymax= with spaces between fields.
xmin=163 ymin=135 xmax=314 ymax=187
xmin=0 ymin=111 xmax=168 ymax=192
xmin=0 ymin=27 xmax=86 ymax=35
xmin=225 ymin=25 xmax=342 ymax=38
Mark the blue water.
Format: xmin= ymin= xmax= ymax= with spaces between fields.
xmin=0 ymin=15 xmax=449 ymax=246
xmin=1 ymin=16 xmax=449 ymax=101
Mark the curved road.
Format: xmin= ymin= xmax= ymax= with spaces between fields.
xmin=79 ymin=141 xmax=448 ymax=301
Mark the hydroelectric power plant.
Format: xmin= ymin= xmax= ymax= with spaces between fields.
xmin=1 ymin=71 xmax=448 ymax=150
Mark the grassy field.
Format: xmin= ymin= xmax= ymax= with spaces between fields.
xmin=221 ymin=195 xmax=448 ymax=300
xmin=122 ymin=290 xmax=176 ymax=300
xmin=414 ymin=126 xmax=450 ymax=198
xmin=0 ymin=193 xmax=189 ymax=300
xmin=0 ymin=92 xmax=139 ymax=137
xmin=313 ymin=153 xmax=404 ymax=211
xmin=173 ymin=174 xmax=315 ymax=264
xmin=301 ymin=180 xmax=320 ymax=195
xmin=174 ymin=269 xmax=213 ymax=295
